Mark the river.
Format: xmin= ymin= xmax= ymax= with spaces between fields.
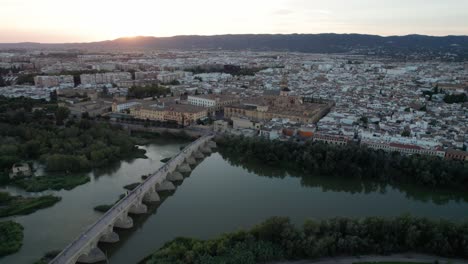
xmin=1 ymin=140 xmax=468 ymax=264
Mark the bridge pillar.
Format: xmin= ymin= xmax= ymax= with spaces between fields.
xmin=99 ymin=231 xmax=119 ymax=243
xmin=143 ymin=186 xmax=160 ymax=203
xmin=200 ymin=145 xmax=212 ymax=154
xmin=114 ymin=214 xmax=133 ymax=229
xmin=167 ymin=171 xmax=184 ymax=181
xmin=155 ymin=180 xmax=176 ymax=191
xmin=186 ymin=156 xmax=197 ymax=165
xmin=178 ymin=163 xmax=192 ymax=173
xmin=193 ymin=151 xmax=204 ymax=159
xmin=99 ymin=225 xmax=119 ymax=243
xmin=208 ymin=141 xmax=217 ymax=148
xmin=129 ymin=200 xmax=148 ymax=214
xmin=76 ymin=247 xmax=106 ymax=264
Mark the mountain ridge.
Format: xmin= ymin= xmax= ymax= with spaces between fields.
xmin=1 ymin=33 xmax=467 ymax=55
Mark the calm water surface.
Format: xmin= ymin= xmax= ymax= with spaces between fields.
xmin=1 ymin=140 xmax=468 ymax=264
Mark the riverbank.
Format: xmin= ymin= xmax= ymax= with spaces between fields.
xmin=141 ymin=216 xmax=468 ymax=264
xmin=216 ymin=135 xmax=468 ymax=191
xmin=13 ymin=175 xmax=90 ymax=192
xmin=0 ymin=192 xmax=61 ymax=217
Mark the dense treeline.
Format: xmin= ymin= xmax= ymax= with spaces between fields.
xmin=216 ymin=136 xmax=468 ymax=191
xmin=0 ymin=221 xmax=23 ymax=257
xmin=15 ymin=73 xmax=35 ymax=85
xmin=144 ymin=216 xmax=468 ymax=264
xmin=218 ymin=151 xmax=468 ymax=205
xmin=186 ymin=65 xmax=264 ymax=76
xmin=0 ymin=121 xmax=145 ymax=175
xmin=444 ymin=93 xmax=467 ymax=104
xmin=128 ymin=85 xmax=171 ymax=99
xmin=0 ymin=96 xmax=145 ymax=184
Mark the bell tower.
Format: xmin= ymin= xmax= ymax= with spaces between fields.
xmin=280 ymin=75 xmax=291 ymax=97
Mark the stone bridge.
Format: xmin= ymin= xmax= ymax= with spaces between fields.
xmin=50 ymin=135 xmax=216 ymax=264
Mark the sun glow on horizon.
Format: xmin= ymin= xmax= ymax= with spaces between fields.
xmin=1 ymin=0 xmax=467 ymax=43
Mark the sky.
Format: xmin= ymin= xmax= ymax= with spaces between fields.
xmin=1 ymin=0 xmax=468 ymax=43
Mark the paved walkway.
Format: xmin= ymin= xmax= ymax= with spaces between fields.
xmin=273 ymin=254 xmax=468 ymax=264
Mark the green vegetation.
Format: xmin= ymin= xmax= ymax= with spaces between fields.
xmin=14 ymin=175 xmax=90 ymax=192
xmin=160 ymin=157 xmax=172 ymax=163
xmin=0 ymin=76 xmax=6 ymax=87
xmin=422 ymin=86 xmax=440 ymax=101
xmin=0 ymin=67 xmax=20 ymax=75
xmin=422 ymin=86 xmax=467 ymax=104
xmin=34 ymin=250 xmax=60 ymax=264
xmin=401 ymin=130 xmax=411 ymax=137
xmin=0 ymin=221 xmax=24 ymax=257
xmin=131 ymin=130 xmax=194 ymax=145
xmin=94 ymin=193 xmax=127 ymax=213
xmin=0 ymin=96 xmax=146 ymax=184
xmin=94 ymin=204 xmax=113 ymax=213
xmin=217 ymin=136 xmax=468 ymax=191
xmin=143 ymin=216 xmax=468 ymax=264
xmin=444 ymin=93 xmax=467 ymax=104
xmin=128 ymin=85 xmax=171 ymax=99
xmin=186 ymin=65 xmax=265 ymax=76
xmin=124 ymin=182 xmax=141 ymax=190
xmin=16 ymin=73 xmax=35 ymax=85
xmin=0 ymin=192 xmax=61 ymax=217
xmin=166 ymin=80 xmax=181 ymax=85
xmin=354 ymin=262 xmax=430 ymax=264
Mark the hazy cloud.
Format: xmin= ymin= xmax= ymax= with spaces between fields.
xmin=274 ymin=9 xmax=295 ymax=16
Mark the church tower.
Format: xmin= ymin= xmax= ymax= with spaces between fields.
xmin=279 ymin=74 xmax=290 ymax=97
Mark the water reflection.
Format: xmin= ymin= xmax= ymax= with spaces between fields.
xmin=218 ymin=150 xmax=468 ymax=205
xmin=0 ymin=140 xmax=188 ymax=264
xmin=2 ymin=143 xmax=467 ymax=264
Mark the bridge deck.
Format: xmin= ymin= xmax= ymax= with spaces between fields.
xmin=50 ymin=135 xmax=213 ymax=264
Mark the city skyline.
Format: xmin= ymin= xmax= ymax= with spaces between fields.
xmin=1 ymin=0 xmax=468 ymax=43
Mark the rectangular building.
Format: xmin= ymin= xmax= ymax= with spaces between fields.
xmin=130 ymin=101 xmax=207 ymax=126
xmin=34 ymin=75 xmax=74 ymax=88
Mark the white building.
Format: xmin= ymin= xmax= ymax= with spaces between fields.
xmin=188 ymin=95 xmax=217 ymax=107
xmin=187 ymin=95 xmax=239 ymax=111
xmin=81 ymin=72 xmax=132 ymax=86
xmin=112 ymin=101 xmax=141 ymax=112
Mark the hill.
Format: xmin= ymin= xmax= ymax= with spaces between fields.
xmin=1 ymin=34 xmax=467 ymax=56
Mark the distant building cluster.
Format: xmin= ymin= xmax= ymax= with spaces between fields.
xmin=81 ymin=72 xmax=132 ymax=86
xmin=0 ymin=49 xmax=466 ymax=160
xmin=34 ymin=75 xmax=74 ymax=88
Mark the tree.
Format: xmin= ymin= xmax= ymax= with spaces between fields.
xmin=0 ymin=76 xmax=6 ymax=87
xmin=444 ymin=93 xmax=467 ymax=104
xmin=128 ymin=85 xmax=170 ymax=99
xmin=360 ymin=116 xmax=368 ymax=124
xmin=102 ymin=86 xmax=109 ymax=96
xmin=55 ymin=107 xmax=70 ymax=125
xmin=16 ymin=74 xmax=35 ymax=85
xmin=49 ymin=90 xmax=58 ymax=102
xmin=81 ymin=112 xmax=90 ymax=119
